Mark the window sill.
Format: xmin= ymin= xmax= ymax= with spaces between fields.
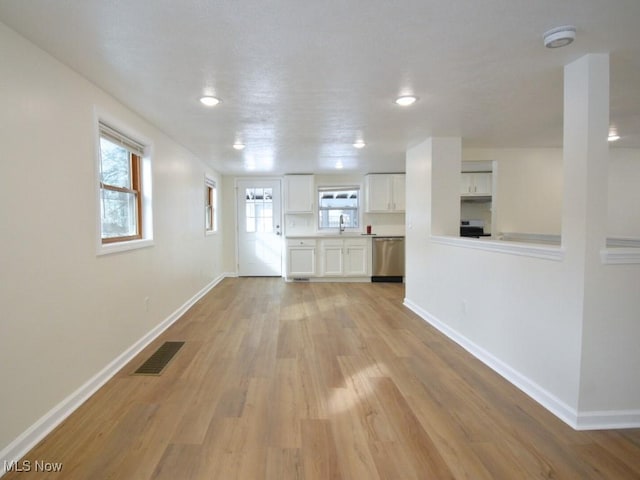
xmin=97 ymin=238 xmax=154 ymax=256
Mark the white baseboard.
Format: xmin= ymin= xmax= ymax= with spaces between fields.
xmin=573 ymin=409 xmax=640 ymax=430
xmin=0 ymin=274 xmax=227 ymax=476
xmin=403 ymin=297 xmax=640 ymax=431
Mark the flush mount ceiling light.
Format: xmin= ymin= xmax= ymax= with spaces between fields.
xmin=353 ymin=140 xmax=366 ymax=149
xmin=233 ymin=142 xmax=245 ymax=150
xmin=199 ymin=96 xmax=220 ymax=106
xmin=608 ymin=133 xmax=620 ymax=142
xmin=395 ymin=95 xmax=418 ymax=106
xmin=543 ymin=25 xmax=576 ymax=48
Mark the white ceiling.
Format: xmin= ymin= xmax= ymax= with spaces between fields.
xmin=1 ymin=0 xmax=639 ymax=175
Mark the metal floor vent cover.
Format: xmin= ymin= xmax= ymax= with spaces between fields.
xmin=133 ymin=341 xmax=185 ymax=375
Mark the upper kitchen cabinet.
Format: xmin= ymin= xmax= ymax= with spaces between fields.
xmin=460 ymin=172 xmax=492 ymax=197
xmin=284 ymin=174 xmax=314 ymax=213
xmin=365 ymin=174 xmax=405 ymax=213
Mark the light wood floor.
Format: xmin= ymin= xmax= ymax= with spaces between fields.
xmin=6 ymin=278 xmax=640 ymax=479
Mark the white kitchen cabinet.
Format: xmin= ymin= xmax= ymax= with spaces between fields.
xmin=284 ymin=175 xmax=314 ymax=213
xmin=319 ymin=238 xmax=369 ymax=277
xmin=365 ymin=174 xmax=405 ymax=213
xmin=343 ymin=239 xmax=368 ymax=276
xmin=461 ymin=172 xmax=492 ymax=196
xmin=320 ymin=239 xmax=343 ymax=276
xmin=286 ymin=238 xmax=316 ymax=277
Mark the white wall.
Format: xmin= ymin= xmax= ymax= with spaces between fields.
xmin=0 ymin=23 xmax=225 ymax=453
xmin=463 ymin=147 xmax=640 ymax=239
xmin=464 ymin=148 xmax=564 ymax=235
xmin=608 ymin=148 xmax=640 ymax=238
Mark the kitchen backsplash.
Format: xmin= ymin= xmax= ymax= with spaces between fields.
xmin=285 ymin=212 xmax=405 ymax=236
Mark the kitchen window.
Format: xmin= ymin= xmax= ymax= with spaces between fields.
xmin=97 ymin=120 xmax=153 ymax=253
xmin=318 ymin=187 xmax=360 ymax=230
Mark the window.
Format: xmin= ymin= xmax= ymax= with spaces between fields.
xmin=205 ymin=177 xmax=217 ymax=233
xmin=318 ymin=187 xmax=360 ymax=230
xmin=98 ymin=122 xmax=147 ymax=244
xmin=245 ymin=187 xmax=273 ymax=233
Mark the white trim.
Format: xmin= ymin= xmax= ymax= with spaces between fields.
xmin=601 ymin=248 xmax=640 ymax=264
xmin=573 ymin=409 xmax=640 ymax=430
xmin=403 ymin=297 xmax=640 ymax=430
xmin=0 ymin=274 xmax=227 ymax=474
xmin=430 ymin=235 xmax=565 ymax=261
xmin=96 ymin=238 xmax=155 ymax=256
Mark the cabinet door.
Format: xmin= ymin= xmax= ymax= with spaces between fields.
xmin=365 ymin=174 xmax=392 ymax=212
xmin=473 ymin=172 xmax=492 ymax=196
xmin=284 ymin=175 xmax=314 ymax=213
xmin=344 ymin=244 xmax=368 ymax=276
xmin=322 ymin=245 xmax=343 ymax=276
xmin=460 ymin=172 xmax=474 ymax=194
xmin=391 ymin=174 xmax=406 ymax=212
xmin=288 ymin=247 xmax=315 ymax=276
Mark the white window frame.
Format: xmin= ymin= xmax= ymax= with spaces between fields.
xmin=317 ymin=185 xmax=361 ymax=232
xmin=95 ymin=110 xmax=154 ymax=256
xmin=205 ymin=175 xmax=218 ymax=235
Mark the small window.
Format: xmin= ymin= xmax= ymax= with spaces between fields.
xmin=205 ymin=178 xmax=217 ymax=233
xmin=318 ymin=187 xmax=360 ymax=230
xmin=99 ymin=123 xmax=147 ymax=244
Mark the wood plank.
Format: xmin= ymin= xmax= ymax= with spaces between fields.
xmin=5 ymin=278 xmax=639 ymax=480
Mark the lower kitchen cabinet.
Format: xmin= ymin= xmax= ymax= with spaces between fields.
xmin=343 ymin=240 xmax=368 ymax=276
xmin=286 ymin=237 xmax=371 ymax=280
xmin=320 ymin=238 xmax=369 ymax=277
xmin=286 ymin=239 xmax=316 ymax=277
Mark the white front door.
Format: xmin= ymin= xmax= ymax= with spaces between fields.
xmin=236 ymin=179 xmax=283 ymax=276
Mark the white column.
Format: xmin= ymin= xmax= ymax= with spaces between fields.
xmin=562 ymin=53 xmax=609 ymax=257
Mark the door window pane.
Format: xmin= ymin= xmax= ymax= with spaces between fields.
xmin=245 ymin=187 xmax=273 ymax=233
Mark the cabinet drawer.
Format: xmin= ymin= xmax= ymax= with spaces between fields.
xmin=320 ymin=239 xmax=344 ymax=248
xmin=287 ymin=238 xmax=317 ymax=247
xmin=344 ymin=238 xmax=367 ymax=247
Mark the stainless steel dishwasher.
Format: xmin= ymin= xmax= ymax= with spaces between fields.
xmin=372 ymin=236 xmax=405 ymax=282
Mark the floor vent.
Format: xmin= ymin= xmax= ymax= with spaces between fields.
xmin=132 ymin=341 xmax=185 ymax=375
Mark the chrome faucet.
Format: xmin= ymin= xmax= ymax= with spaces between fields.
xmin=339 ymin=214 xmax=345 ymax=234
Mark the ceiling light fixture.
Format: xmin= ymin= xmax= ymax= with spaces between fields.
xmin=543 ymin=25 xmax=576 ymax=48
xmin=233 ymin=142 xmax=245 ymax=150
xmin=608 ymin=133 xmax=620 ymax=142
xmin=199 ymin=96 xmax=220 ymax=106
xmin=353 ymin=140 xmax=366 ymax=149
xmin=395 ymin=95 xmax=418 ymax=106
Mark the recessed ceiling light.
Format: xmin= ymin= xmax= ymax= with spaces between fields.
xmin=233 ymin=142 xmax=245 ymax=150
xmin=543 ymin=26 xmax=576 ymax=48
xmin=395 ymin=95 xmax=418 ymax=106
xmin=353 ymin=141 xmax=366 ymax=149
xmin=608 ymin=133 xmax=620 ymax=142
xmin=199 ymin=96 xmax=220 ymax=106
